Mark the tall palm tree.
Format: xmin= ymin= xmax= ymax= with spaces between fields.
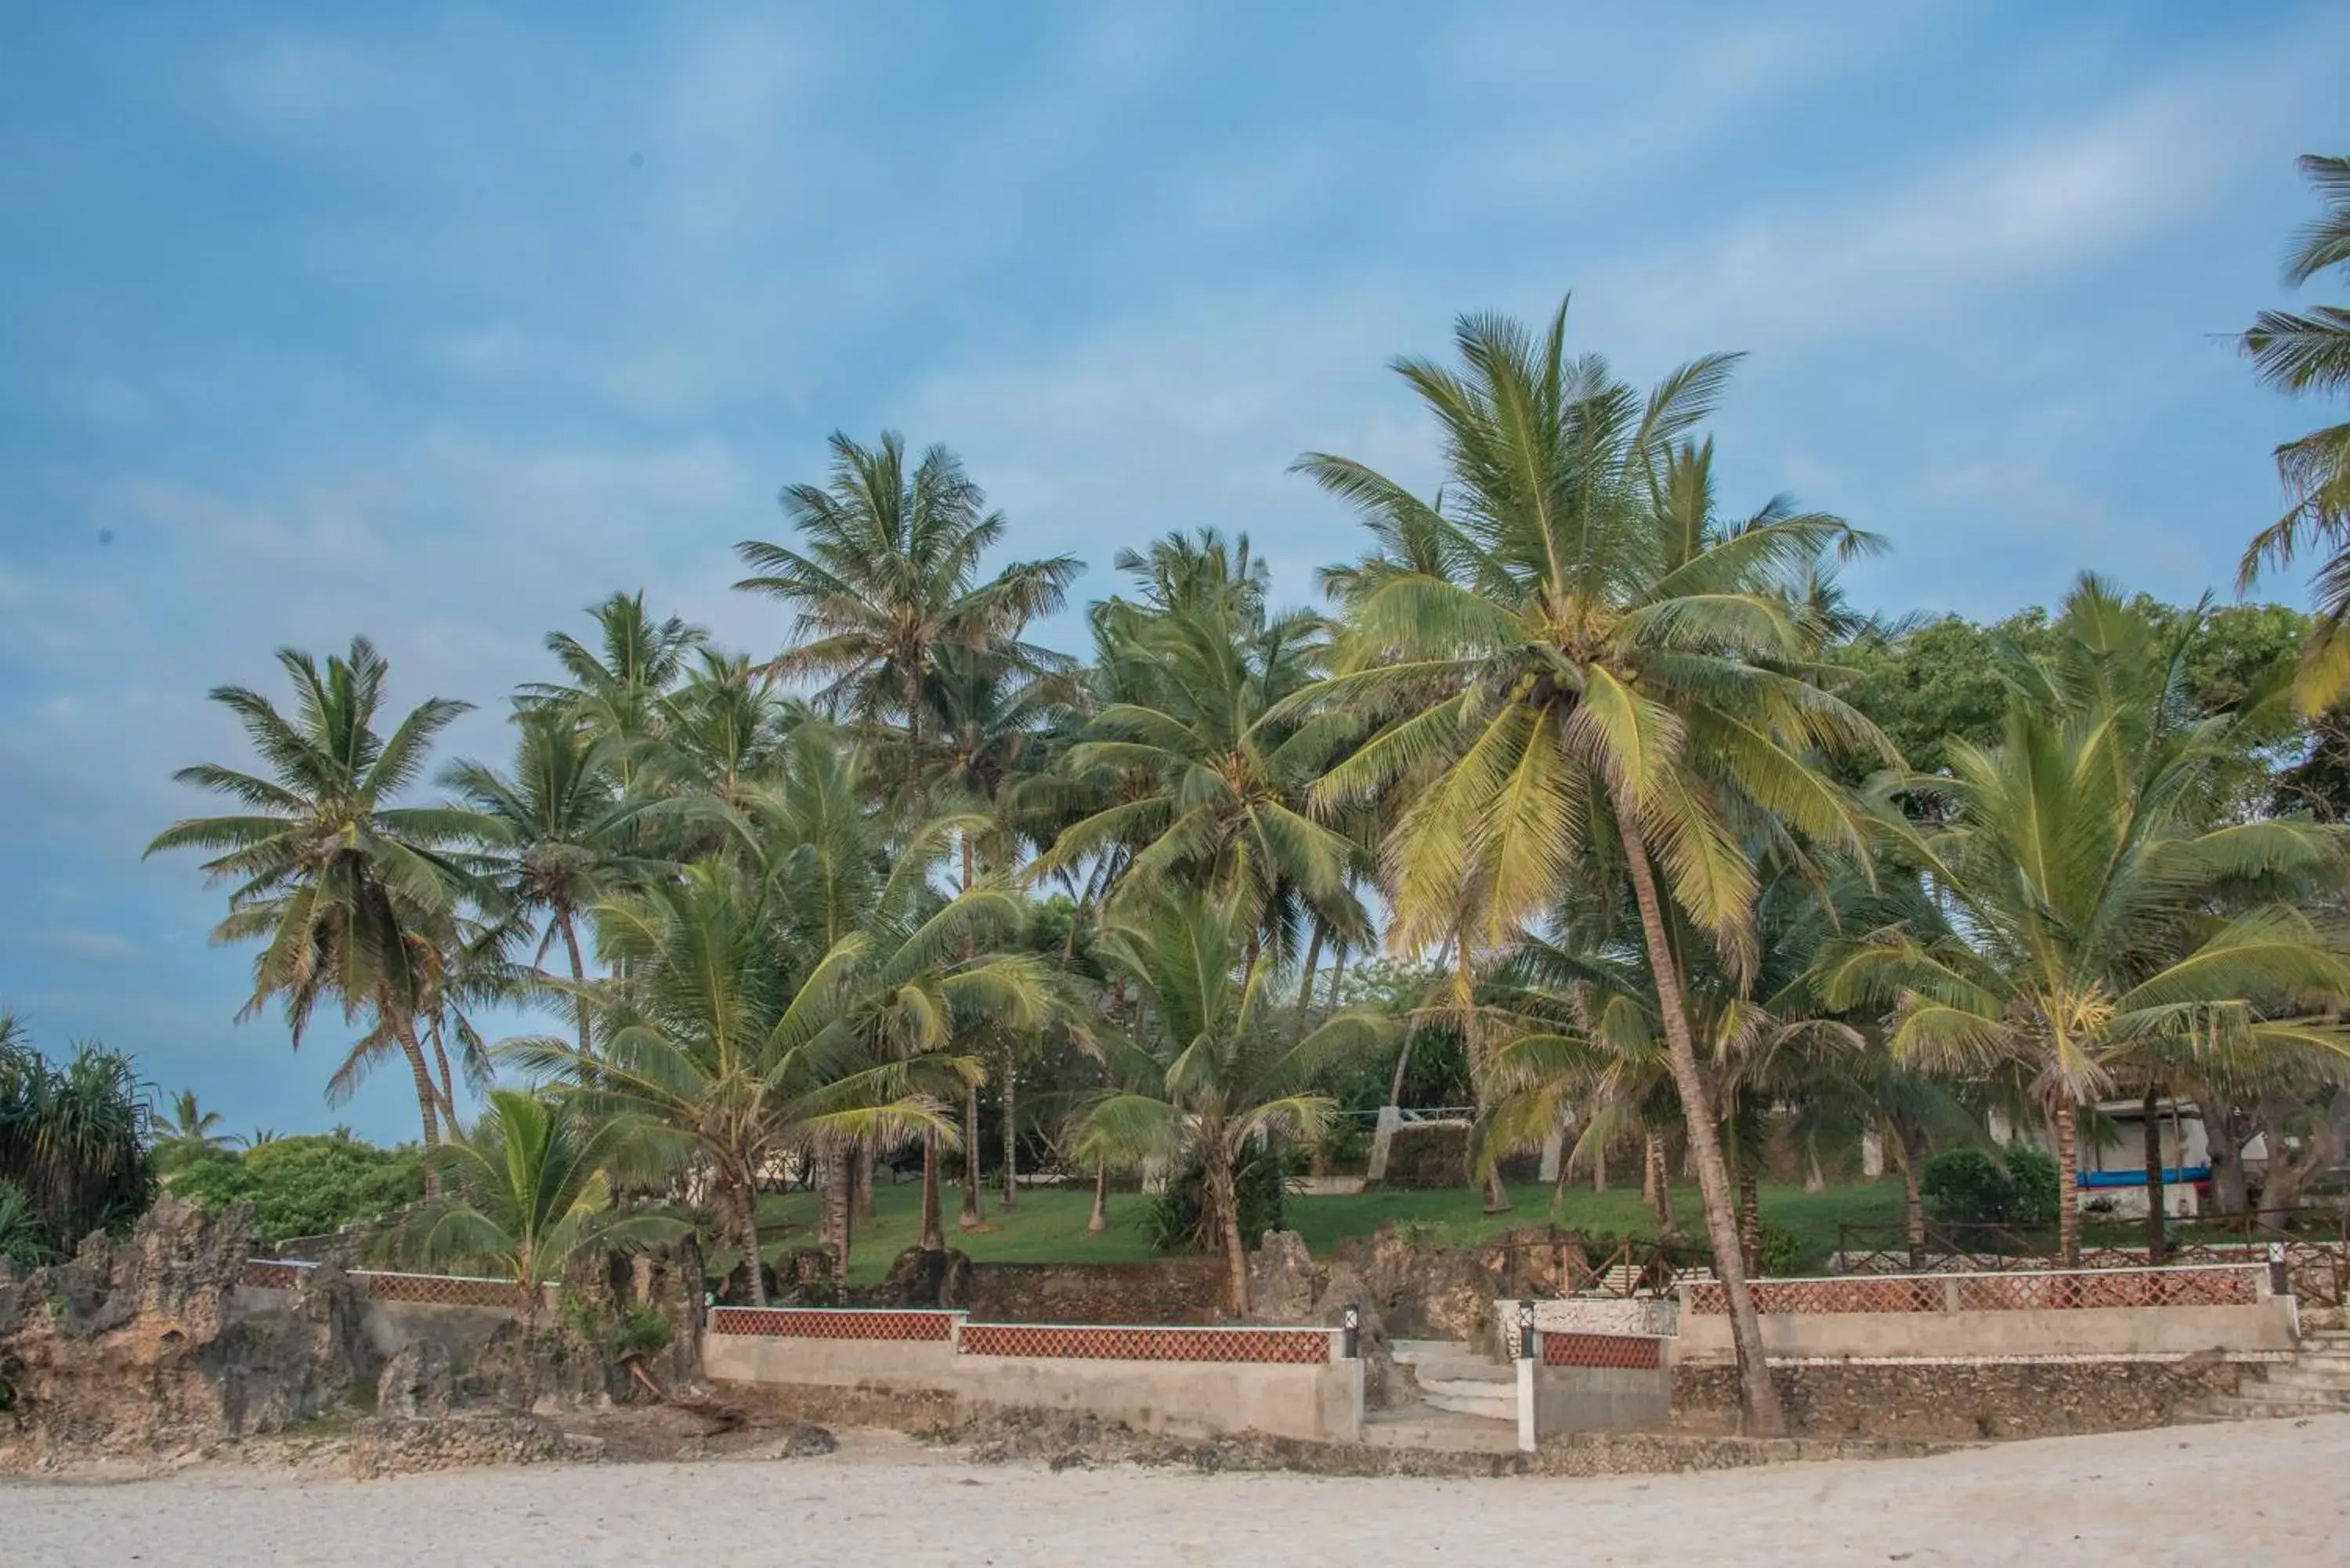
xmin=442 ymin=712 xmax=667 ymax=1056
xmin=2239 ymin=154 xmax=2350 ymax=709
xmin=146 ymin=638 xmax=487 ymax=1152
xmin=927 ymin=645 xmax=1079 ymax=1213
xmin=734 ymin=430 xmax=1080 ymax=795
xmin=393 ymin=1088 xmax=683 ymax=1351
xmin=1288 ymin=300 xmax=1887 ymax=1433
xmin=520 ymin=592 xmax=707 ymax=794
xmin=1035 ymin=532 xmax=1368 ymax=962
xmin=1819 ymin=580 xmax=2350 ymax=1264
xmin=1073 ymin=888 xmax=1386 ymax=1315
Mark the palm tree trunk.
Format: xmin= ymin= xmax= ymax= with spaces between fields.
xmin=1325 ymin=942 xmax=1349 ymax=1010
xmin=1737 ymin=1168 xmax=1762 ymax=1277
xmin=556 ymin=909 xmax=594 ymax=1060
xmin=920 ymin=1129 xmax=945 ymax=1251
xmin=1209 ymin=1153 xmax=1249 ymax=1317
xmin=1295 ymin=919 xmax=1325 ymax=1036
xmin=2053 ymin=1098 xmax=2081 ymax=1267
xmin=736 ymin=1181 xmax=768 ymax=1307
xmin=1614 ymin=804 xmax=1784 ymax=1436
xmin=1088 ymin=1160 xmax=1108 ymax=1233
xmin=1000 ymin=1048 xmax=1020 ymax=1208
xmin=1593 ymin=1140 xmax=1608 ymax=1193
xmin=1895 ymin=1115 xmax=1928 ymax=1270
xmin=959 ymin=831 xmax=985 ymax=1229
xmin=389 ymin=1013 xmax=443 ymax=1193
xmin=2142 ymin=1082 xmax=2166 ymax=1264
xmin=855 ymin=1139 xmax=876 ymax=1220
xmin=1643 ymin=1133 xmax=1671 ymax=1229
xmin=819 ymin=1147 xmax=853 ymax=1267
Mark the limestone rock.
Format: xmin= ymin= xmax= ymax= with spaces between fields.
xmin=774 ymin=1421 xmax=837 ymax=1458
xmin=880 ymin=1246 xmax=969 ymax=1309
xmin=378 ymin=1340 xmax=454 ymax=1418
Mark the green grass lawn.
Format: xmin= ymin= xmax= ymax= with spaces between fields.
xmin=755 ymin=1176 xmax=1909 ymax=1286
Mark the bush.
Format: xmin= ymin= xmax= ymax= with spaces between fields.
xmin=1921 ymin=1146 xmax=2062 ymax=1230
xmin=171 ymin=1133 xmax=425 ymax=1244
xmin=2001 ymin=1146 xmax=2062 ymax=1228
xmin=1752 ymin=1219 xmax=1802 ymax=1277
xmin=1143 ymin=1151 xmax=1292 ymax=1254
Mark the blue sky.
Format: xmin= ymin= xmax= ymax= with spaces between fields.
xmin=1 ymin=2 xmax=2341 ymax=1141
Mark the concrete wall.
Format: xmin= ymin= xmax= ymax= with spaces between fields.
xmin=231 ymin=1286 xmax=515 ymax=1366
xmin=1531 ymin=1363 xmax=1671 ymax=1435
xmin=703 ymin=1331 xmax=1364 ymax=1445
xmin=1672 ymin=1297 xmax=2297 ymax=1363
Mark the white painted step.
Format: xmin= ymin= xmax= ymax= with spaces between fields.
xmin=1390 ymin=1338 xmax=1519 ymax=1422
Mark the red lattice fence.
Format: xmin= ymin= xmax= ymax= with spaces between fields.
xmin=710 ymin=1306 xmax=958 ymax=1341
xmin=1539 ymin=1332 xmax=1665 ymax=1371
xmin=955 ymin=1323 xmax=1332 ymax=1364
xmin=1683 ymin=1263 xmax=2264 ymax=1315
xmin=240 ymin=1259 xmax=553 ymax=1310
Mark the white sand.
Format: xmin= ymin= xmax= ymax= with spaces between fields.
xmin=8 ymin=1418 xmax=2347 ymax=1566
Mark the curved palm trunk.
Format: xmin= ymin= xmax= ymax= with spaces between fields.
xmin=2142 ymin=1083 xmax=2167 ymax=1264
xmin=1593 ymin=1140 xmax=1608 ymax=1193
xmin=1295 ymin=920 xmax=1325 ymax=1036
xmin=920 ymin=1129 xmax=945 ymax=1251
xmin=1737 ymin=1167 xmax=1762 ymax=1277
xmin=389 ymin=1013 xmax=443 ymax=1194
xmin=2053 ymin=1098 xmax=2081 ymax=1267
xmin=1615 ymin=806 xmax=1784 ymax=1436
xmin=1088 ymin=1160 xmax=1109 ymax=1233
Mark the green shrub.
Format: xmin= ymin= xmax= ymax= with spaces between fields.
xmin=170 ymin=1134 xmax=424 ymax=1244
xmin=1752 ymin=1219 xmax=1802 ymax=1277
xmin=1921 ymin=1146 xmax=2062 ymax=1230
xmin=1144 ymin=1150 xmax=1292 ymax=1254
xmin=2001 ymin=1147 xmax=2062 ymax=1227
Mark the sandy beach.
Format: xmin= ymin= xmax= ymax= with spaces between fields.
xmin=7 ymin=1416 xmax=2347 ymax=1567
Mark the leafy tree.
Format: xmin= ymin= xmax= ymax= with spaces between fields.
xmin=0 ymin=1013 xmax=156 ymax=1260
xmin=145 ymin=638 xmax=486 ymax=1152
xmin=1290 ymin=300 xmax=1885 ymax=1432
xmin=171 ymin=1132 xmax=424 ymax=1244
xmin=2238 ymin=154 xmax=2350 ymax=709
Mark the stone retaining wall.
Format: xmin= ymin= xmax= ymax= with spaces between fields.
xmin=1670 ymin=1357 xmax=2251 ymax=1441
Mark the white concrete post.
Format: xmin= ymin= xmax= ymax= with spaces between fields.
xmin=1366 ymin=1105 xmax=1401 ymax=1184
xmin=1516 ymin=1352 xmax=1537 ymax=1453
xmin=1538 ymin=1122 xmax=1568 ymax=1184
xmin=1860 ymin=1129 xmax=1884 ymax=1179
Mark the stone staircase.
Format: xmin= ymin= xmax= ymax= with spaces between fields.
xmin=2186 ymin=1327 xmax=2350 ymax=1422
xmin=1362 ymin=1339 xmax=1519 ymax=1453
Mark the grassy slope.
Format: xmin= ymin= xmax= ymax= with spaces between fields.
xmin=759 ymin=1178 xmax=1908 ymax=1287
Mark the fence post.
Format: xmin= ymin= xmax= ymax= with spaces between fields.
xmin=1515 ymin=1303 xmax=1538 ymax=1455
xmin=1940 ymin=1277 xmax=1962 ymax=1314
xmin=1519 ymin=1298 xmax=1536 ymax=1360
xmin=1342 ymin=1302 xmax=1361 ymax=1360
xmin=2269 ymin=1242 xmax=2289 ymax=1301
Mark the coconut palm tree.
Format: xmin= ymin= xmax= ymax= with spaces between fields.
xmin=1818 ymin=580 xmax=2350 ymax=1264
xmin=514 ymin=733 xmax=1061 ymax=1300
xmin=442 ymin=712 xmax=671 ymax=1057
xmin=734 ymin=430 xmax=1080 ymax=797
xmin=1034 ymin=533 xmax=1368 ymax=963
xmin=2238 ymin=154 xmax=2350 ymax=709
xmin=1288 ymin=299 xmax=1885 ymax=1433
xmin=1072 ymin=888 xmax=1386 ymax=1314
xmin=154 ymin=1089 xmax=232 ymax=1172
xmin=520 ymin=592 xmax=707 ymax=789
xmin=393 ymin=1089 xmax=684 ymax=1362
xmin=146 ymin=638 xmax=487 ymax=1152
